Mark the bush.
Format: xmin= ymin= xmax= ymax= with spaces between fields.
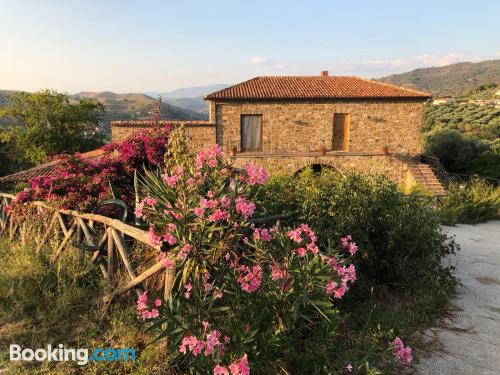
xmin=133 ymin=128 xmax=408 ymax=373
xmin=12 ymin=126 xmax=170 ymax=212
xmin=439 ymin=178 xmax=500 ymax=225
xmin=423 ymin=128 xmax=488 ymax=175
xmin=254 ymin=169 xmax=457 ymax=293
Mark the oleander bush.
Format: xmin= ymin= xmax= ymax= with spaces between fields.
xmin=439 ymin=178 xmax=500 ymax=225
xmin=253 ymin=169 xmax=457 ymax=293
xmin=133 ymin=128 xmax=412 ymax=374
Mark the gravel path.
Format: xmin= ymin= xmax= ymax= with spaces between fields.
xmin=414 ymin=221 xmax=500 ymax=375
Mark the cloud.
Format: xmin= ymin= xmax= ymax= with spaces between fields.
xmin=249 ymin=56 xmax=267 ymax=65
xmin=331 ymin=52 xmax=483 ymax=77
xmin=248 ymin=56 xmax=287 ymax=71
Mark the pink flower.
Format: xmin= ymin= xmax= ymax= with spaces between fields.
xmin=235 ymin=197 xmax=255 ymax=219
xmin=204 ymin=282 xmax=213 ymax=292
xmin=149 ymin=308 xmax=159 ymax=318
xmin=213 ymin=289 xmax=223 ymax=299
xmin=149 ymin=227 xmax=162 ymax=246
xmin=391 ymin=337 xmax=413 ymax=366
xmin=143 ymin=197 xmax=157 ymax=206
xmin=296 ymin=247 xmax=307 ymax=257
xmin=326 ymin=281 xmax=338 ymax=295
xmin=163 ymin=258 xmax=174 ymax=268
xmin=229 ymin=354 xmax=250 ymax=375
xmin=245 ymin=163 xmax=269 ymax=185
xmin=194 ymin=207 xmax=205 ymax=217
xmin=345 ymin=363 xmax=353 ymax=372
xmin=154 ymin=298 xmax=162 ymax=307
xmin=184 ymin=283 xmax=192 ymax=299
xmin=214 ymin=365 xmax=229 ymax=375
xmin=208 ymin=209 xmax=229 ymax=222
xmin=237 ymin=265 xmax=262 ymax=293
xmin=253 ymin=228 xmax=272 ymax=242
xmin=162 ymin=173 xmax=180 ymax=187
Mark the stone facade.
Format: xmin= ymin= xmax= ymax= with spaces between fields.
xmin=211 ymin=100 xmax=423 ymax=156
xmin=111 ymin=120 xmax=216 ymax=153
xmin=109 ymin=96 xmax=446 ymax=195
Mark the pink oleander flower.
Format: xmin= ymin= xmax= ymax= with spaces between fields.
xmin=297 ymin=247 xmax=307 ymax=257
xmin=178 ymin=244 xmax=192 ymax=259
xmin=184 ymin=283 xmax=192 ymax=299
xmin=194 ymin=207 xmax=205 ymax=217
xmin=253 ymin=228 xmax=272 ymax=242
xmin=391 ymin=337 xmax=413 ymax=366
xmin=149 ymin=227 xmax=162 ymax=246
xmin=154 ymin=298 xmax=162 ymax=307
xmin=214 ymin=365 xmax=229 ymax=375
xmin=213 ymin=289 xmax=223 ymax=299
xmin=208 ymin=209 xmax=229 ymax=222
xmin=245 ymin=163 xmax=269 ymax=185
xmin=237 ymin=265 xmax=262 ymax=293
xmin=143 ymin=197 xmax=157 ymax=206
xmin=345 ymin=363 xmax=353 ymax=372
xmin=162 ymin=173 xmax=180 ymax=187
xmin=229 ymin=354 xmax=250 ymax=375
xmin=235 ymin=197 xmax=256 ymax=219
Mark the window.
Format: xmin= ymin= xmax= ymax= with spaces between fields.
xmin=332 ymin=113 xmax=349 ymax=151
xmin=241 ymin=115 xmax=262 ymax=152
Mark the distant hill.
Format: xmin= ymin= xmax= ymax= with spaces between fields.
xmin=147 ymin=84 xmax=230 ymax=99
xmin=73 ymin=92 xmax=207 ymax=132
xmin=165 ymin=97 xmax=209 ymax=116
xmin=377 ymin=60 xmax=500 ymax=97
xmin=0 ymin=90 xmax=207 ymax=133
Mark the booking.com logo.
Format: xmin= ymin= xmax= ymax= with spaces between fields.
xmin=10 ymin=344 xmax=136 ymax=366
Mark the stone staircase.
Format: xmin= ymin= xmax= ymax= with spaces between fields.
xmin=408 ymin=163 xmax=447 ymax=196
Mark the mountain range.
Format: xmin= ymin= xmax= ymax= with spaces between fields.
xmin=2 ymin=59 xmax=499 ymax=131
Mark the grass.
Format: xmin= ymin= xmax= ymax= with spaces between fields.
xmin=0 ymin=237 xmax=173 ymax=374
xmin=439 ymin=178 xmax=500 ymax=225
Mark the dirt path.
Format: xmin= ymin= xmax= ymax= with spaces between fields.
xmin=414 ymin=221 xmax=500 ymax=375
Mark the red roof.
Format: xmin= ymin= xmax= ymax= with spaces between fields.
xmin=205 ymin=76 xmax=431 ymax=100
xmin=0 ymin=149 xmax=105 ymax=184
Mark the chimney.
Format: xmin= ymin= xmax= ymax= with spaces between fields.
xmin=321 ymin=70 xmax=329 ymax=77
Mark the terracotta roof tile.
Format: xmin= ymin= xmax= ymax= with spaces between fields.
xmin=205 ymin=76 xmax=431 ymax=100
xmin=0 ymin=149 xmax=105 ymax=184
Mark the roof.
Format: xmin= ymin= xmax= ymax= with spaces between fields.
xmin=0 ymin=149 xmax=105 ymax=184
xmin=205 ymin=75 xmax=431 ymax=101
xmin=111 ymin=120 xmax=213 ymax=128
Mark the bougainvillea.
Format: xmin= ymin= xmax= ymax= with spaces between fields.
xmin=133 ymin=126 xmax=366 ymax=373
xmin=13 ymin=126 xmax=170 ymax=212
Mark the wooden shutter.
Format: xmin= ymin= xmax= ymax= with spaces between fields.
xmin=332 ymin=113 xmax=349 ymax=151
xmin=241 ymin=115 xmax=262 ymax=151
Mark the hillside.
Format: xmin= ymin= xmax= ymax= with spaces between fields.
xmin=147 ymin=84 xmax=230 ymax=99
xmin=377 ymin=60 xmax=500 ymax=97
xmin=72 ymin=92 xmax=207 ymax=127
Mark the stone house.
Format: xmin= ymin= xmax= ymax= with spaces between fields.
xmin=112 ymin=72 xmax=446 ymax=195
xmin=1 ymin=72 xmax=446 ymax=195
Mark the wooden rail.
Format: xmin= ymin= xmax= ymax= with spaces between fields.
xmin=0 ymin=192 xmax=174 ymax=304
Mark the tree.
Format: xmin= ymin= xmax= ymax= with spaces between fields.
xmin=423 ymin=128 xmax=488 ymax=175
xmin=0 ymin=90 xmax=105 ymax=165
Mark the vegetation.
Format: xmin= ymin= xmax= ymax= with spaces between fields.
xmin=422 ymin=84 xmax=499 ymax=180
xmin=377 ymin=59 xmax=500 ymax=96
xmin=13 ymin=126 xmax=170 ymax=212
xmin=0 ymin=90 xmax=105 ymax=166
xmin=439 ymin=178 xmax=500 ymax=225
xmin=1 ymin=132 xmax=459 ymax=373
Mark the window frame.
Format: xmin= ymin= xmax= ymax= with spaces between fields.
xmin=240 ymin=114 xmax=263 ymax=152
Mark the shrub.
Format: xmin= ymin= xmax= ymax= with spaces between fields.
xmin=254 ymin=169 xmax=457 ymax=292
xmin=423 ymin=128 xmax=488 ymax=175
xmin=12 ymin=126 xmax=170 ymax=212
xmin=134 ymin=128 xmax=405 ymax=373
xmin=439 ymin=178 xmax=500 ymax=225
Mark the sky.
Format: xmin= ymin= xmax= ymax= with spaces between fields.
xmin=0 ymin=0 xmax=499 ymax=93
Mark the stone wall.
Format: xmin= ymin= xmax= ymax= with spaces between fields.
xmin=232 ymin=154 xmax=414 ymax=184
xmin=210 ymin=99 xmax=424 ymax=156
xmin=111 ymin=120 xmax=216 ymax=153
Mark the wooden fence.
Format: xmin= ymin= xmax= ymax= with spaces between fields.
xmin=0 ymin=192 xmax=174 ymax=304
